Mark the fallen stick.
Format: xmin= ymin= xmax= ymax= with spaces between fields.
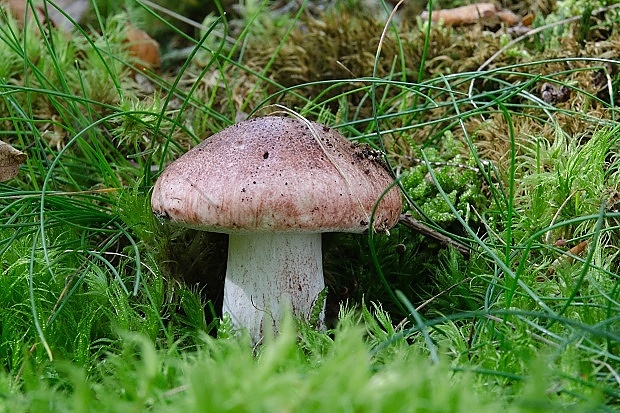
xmin=420 ymin=3 xmax=520 ymax=27
xmin=399 ymin=213 xmax=471 ymax=257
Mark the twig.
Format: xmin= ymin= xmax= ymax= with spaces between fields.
xmin=592 ymin=359 xmax=620 ymax=386
xmin=544 ymin=189 xmax=582 ymax=244
xmin=399 ymin=213 xmax=471 ymax=256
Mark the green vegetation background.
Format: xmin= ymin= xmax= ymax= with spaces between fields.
xmin=1 ymin=0 xmax=619 ymax=411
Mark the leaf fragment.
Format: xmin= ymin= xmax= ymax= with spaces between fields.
xmin=125 ymin=22 xmax=161 ymax=72
xmin=0 ymin=140 xmax=27 ymax=182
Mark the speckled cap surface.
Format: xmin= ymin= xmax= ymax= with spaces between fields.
xmin=151 ymin=116 xmax=402 ymax=233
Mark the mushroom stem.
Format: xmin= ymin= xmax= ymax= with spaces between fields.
xmin=223 ymin=232 xmax=325 ymax=342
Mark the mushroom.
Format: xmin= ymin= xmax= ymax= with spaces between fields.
xmin=151 ymin=115 xmax=402 ymax=343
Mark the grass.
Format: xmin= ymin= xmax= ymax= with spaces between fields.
xmin=1 ymin=0 xmax=620 ymax=410
xmin=0 ymin=314 xmax=566 ymax=413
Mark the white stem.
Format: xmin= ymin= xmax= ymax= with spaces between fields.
xmin=223 ymin=232 xmax=325 ymax=343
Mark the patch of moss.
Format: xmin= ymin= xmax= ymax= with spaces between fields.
xmin=401 ymin=132 xmax=489 ymax=227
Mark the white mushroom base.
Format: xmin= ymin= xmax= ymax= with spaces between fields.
xmin=223 ymin=232 xmax=325 ymax=343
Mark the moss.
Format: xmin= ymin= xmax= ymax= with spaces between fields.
xmin=401 ymin=132 xmax=489 ymax=227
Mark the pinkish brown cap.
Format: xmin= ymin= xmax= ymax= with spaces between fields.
xmin=151 ymin=116 xmax=401 ymax=233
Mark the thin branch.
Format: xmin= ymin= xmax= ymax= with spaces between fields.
xmin=399 ymin=213 xmax=471 ymax=256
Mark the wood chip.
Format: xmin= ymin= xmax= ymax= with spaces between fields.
xmin=420 ymin=3 xmax=520 ymax=27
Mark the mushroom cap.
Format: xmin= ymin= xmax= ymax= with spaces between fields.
xmin=151 ymin=116 xmax=402 ymax=234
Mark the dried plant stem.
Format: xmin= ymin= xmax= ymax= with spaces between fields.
xmin=399 ymin=213 xmax=471 ymax=256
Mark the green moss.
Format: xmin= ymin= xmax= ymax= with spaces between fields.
xmin=401 ymin=132 xmax=489 ymax=226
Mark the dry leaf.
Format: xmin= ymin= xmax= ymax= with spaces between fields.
xmin=125 ymin=22 xmax=161 ymax=72
xmin=0 ymin=140 xmax=27 ymax=182
xmin=420 ymin=3 xmax=520 ymax=27
xmin=521 ymin=13 xmax=534 ymax=27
